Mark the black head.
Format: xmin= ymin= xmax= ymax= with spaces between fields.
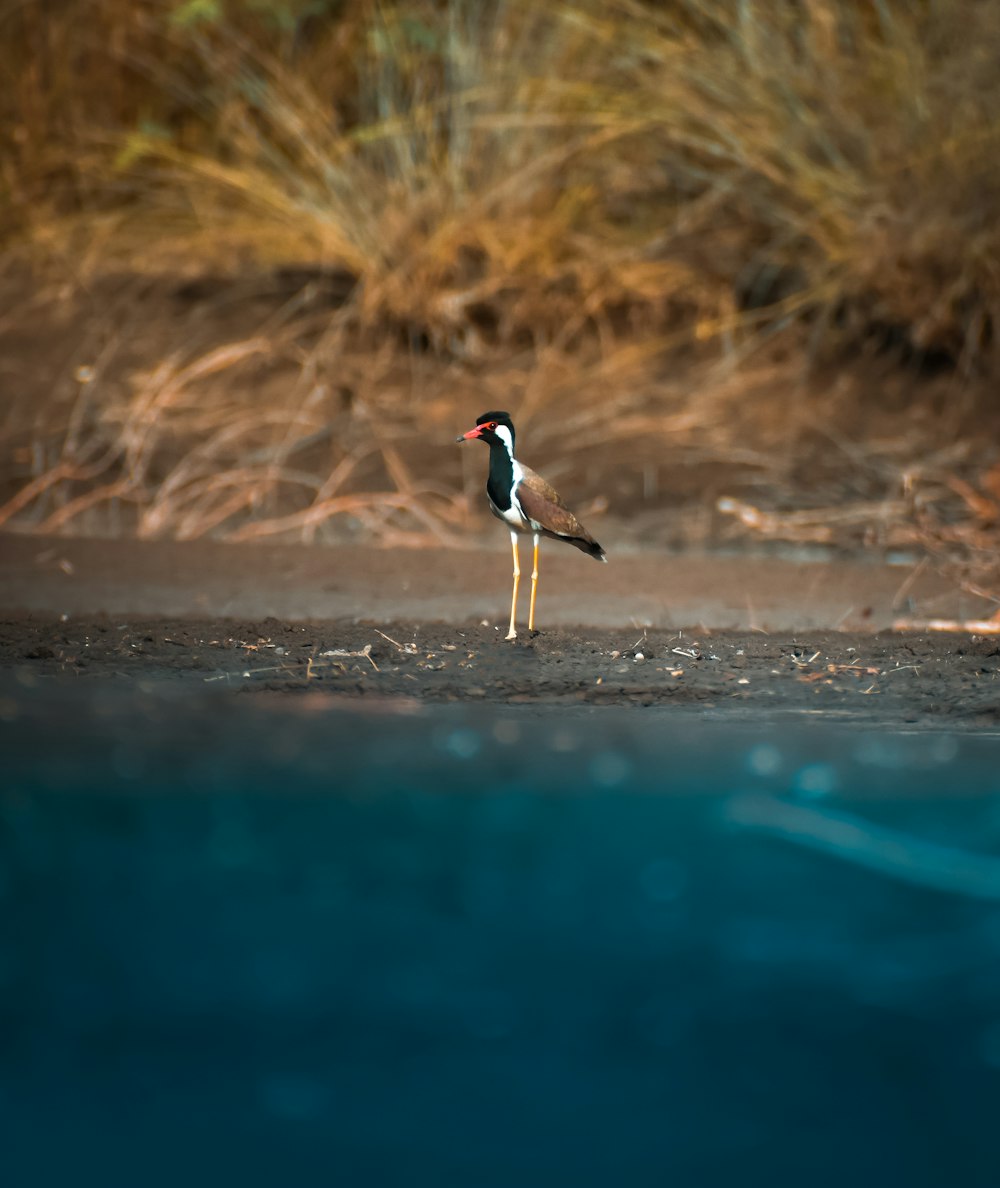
xmin=456 ymin=411 xmax=515 ymax=451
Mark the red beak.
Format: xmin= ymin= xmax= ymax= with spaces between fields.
xmin=457 ymin=426 xmax=483 ymax=441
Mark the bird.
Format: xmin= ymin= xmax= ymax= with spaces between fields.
xmin=457 ymin=410 xmax=606 ymax=640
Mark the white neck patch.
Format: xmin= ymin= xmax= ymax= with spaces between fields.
xmin=493 ymin=423 xmax=515 ymax=458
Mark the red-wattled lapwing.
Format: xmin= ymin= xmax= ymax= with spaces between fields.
xmin=458 ymin=411 xmax=606 ymax=640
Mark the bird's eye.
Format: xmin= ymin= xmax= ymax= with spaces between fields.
xmin=487 ymin=422 xmax=497 ymax=430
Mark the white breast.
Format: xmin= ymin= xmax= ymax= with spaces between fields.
xmin=498 ymin=500 xmax=529 ymax=529
xmin=497 ymin=463 xmax=530 ymax=530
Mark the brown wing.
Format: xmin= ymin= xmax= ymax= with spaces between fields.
xmin=516 ymin=465 xmax=606 ymax=559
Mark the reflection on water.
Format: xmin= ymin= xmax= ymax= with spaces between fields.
xmin=3 ymin=684 xmax=1000 ymax=1187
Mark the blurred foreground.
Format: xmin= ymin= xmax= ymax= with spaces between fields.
xmin=4 ymin=686 xmax=1000 ymax=1187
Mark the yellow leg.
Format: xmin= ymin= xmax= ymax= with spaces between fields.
xmin=506 ymin=532 xmax=520 ymax=641
xmin=528 ymin=535 xmax=540 ymax=633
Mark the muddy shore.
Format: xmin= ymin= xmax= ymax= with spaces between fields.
xmin=2 ymin=533 xmax=999 ymax=730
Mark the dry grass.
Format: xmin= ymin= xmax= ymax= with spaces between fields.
xmin=3 ymin=0 xmax=1000 ymax=571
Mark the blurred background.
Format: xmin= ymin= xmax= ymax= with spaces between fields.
xmin=2 ymin=0 xmax=1000 ymax=590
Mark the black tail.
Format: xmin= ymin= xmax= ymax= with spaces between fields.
xmin=567 ymin=535 xmax=607 ymax=562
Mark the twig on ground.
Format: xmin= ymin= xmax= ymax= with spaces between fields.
xmin=893 ymin=618 xmax=1000 ymax=634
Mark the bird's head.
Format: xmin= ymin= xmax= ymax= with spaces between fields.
xmin=456 ymin=411 xmax=515 ymax=454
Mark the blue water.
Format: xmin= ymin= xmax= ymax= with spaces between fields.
xmin=3 ymin=684 xmax=1000 ymax=1186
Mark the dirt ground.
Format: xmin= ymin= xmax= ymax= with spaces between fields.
xmin=3 ymin=533 xmax=999 ymax=731
xmin=5 ymin=609 xmax=1000 ymax=731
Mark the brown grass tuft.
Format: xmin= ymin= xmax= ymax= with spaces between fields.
xmin=3 ymin=1 xmax=1000 ymax=575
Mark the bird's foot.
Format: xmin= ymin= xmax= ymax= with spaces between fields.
xmin=505 ymin=628 xmax=517 ymax=641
